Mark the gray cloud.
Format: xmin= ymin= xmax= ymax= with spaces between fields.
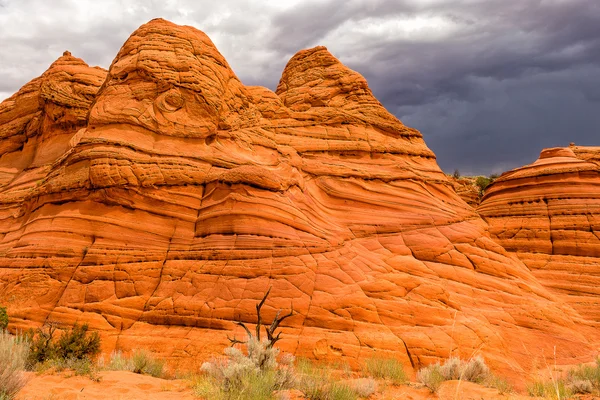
xmin=0 ymin=0 xmax=598 ymax=175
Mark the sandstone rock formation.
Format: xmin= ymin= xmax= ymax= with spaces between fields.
xmin=0 ymin=19 xmax=598 ymax=379
xmin=449 ymin=176 xmax=481 ymax=208
xmin=479 ymin=147 xmax=600 ymax=325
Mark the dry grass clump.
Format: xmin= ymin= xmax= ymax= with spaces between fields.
xmin=0 ymin=331 xmax=29 ymax=400
xmin=525 ymin=357 xmax=600 ymax=399
xmin=526 ymin=379 xmax=572 ymax=399
xmin=364 ymin=357 xmax=407 ymax=385
xmin=484 ymin=374 xmax=513 ymax=394
xmin=566 ymin=358 xmax=600 ymax=395
xmin=416 ymin=363 xmax=445 ymax=393
xmin=100 ymin=349 xmax=165 ymax=378
xmin=348 ymin=378 xmax=378 ymax=398
xmin=296 ymin=358 xmax=359 ymax=400
xmin=417 ymin=356 xmax=490 ymax=393
xmin=131 ymin=349 xmax=165 ymax=378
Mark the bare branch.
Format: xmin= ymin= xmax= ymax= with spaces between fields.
xmin=255 ymin=287 xmax=271 ymax=341
xmin=227 ymin=334 xmax=247 ymax=346
xmin=234 ymin=321 xmax=253 ymax=339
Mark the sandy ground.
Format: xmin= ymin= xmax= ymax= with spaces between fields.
xmin=16 ymin=371 xmax=196 ymax=400
xmin=16 ymin=371 xmax=544 ymax=400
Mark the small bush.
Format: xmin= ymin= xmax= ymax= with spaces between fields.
xmin=55 ymin=323 xmax=100 ymax=361
xmin=569 ymin=379 xmax=593 ymax=394
xmin=26 ymin=323 xmax=100 ymax=366
xmin=567 ymin=361 xmax=600 ymax=391
xmin=0 ymin=331 xmax=29 ymax=400
xmin=198 ymin=338 xmax=295 ymax=399
xmin=194 ymin=370 xmax=282 ymax=400
xmin=439 ymin=357 xmax=461 ymax=380
xmin=26 ymin=324 xmax=58 ymax=365
xmin=132 ymin=349 xmax=165 ymax=378
xmin=460 ymin=356 xmax=489 ymax=383
xmin=417 ymin=364 xmax=445 ymax=393
xmin=104 ymin=350 xmax=134 ymax=372
xmin=417 ymin=356 xmax=490 ymax=393
xmin=364 ymin=357 xmax=407 ymax=385
xmin=0 ymin=306 xmax=7 ymax=331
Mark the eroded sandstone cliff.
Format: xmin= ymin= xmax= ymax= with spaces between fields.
xmin=479 ymin=147 xmax=600 ymax=325
xmin=0 ymin=19 xmax=598 ymax=378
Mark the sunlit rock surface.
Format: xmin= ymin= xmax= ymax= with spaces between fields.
xmin=0 ymin=19 xmax=598 ymax=379
xmin=479 ymin=147 xmax=600 ymax=325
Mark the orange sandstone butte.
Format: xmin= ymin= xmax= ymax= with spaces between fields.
xmin=479 ymin=146 xmax=600 ymax=326
xmin=0 ymin=19 xmax=598 ymax=382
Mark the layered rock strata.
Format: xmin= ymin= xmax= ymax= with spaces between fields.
xmin=479 ymin=147 xmax=600 ymax=325
xmin=0 ymin=19 xmax=598 ymax=378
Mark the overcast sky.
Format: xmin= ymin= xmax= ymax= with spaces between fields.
xmin=1 ymin=0 xmax=598 ymax=175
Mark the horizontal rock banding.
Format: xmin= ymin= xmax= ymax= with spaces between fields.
xmin=479 ymin=147 xmax=600 ymax=324
xmin=0 ymin=19 xmax=598 ymax=380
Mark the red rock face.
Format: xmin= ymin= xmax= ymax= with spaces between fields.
xmin=449 ymin=176 xmax=481 ymax=208
xmin=479 ymin=147 xmax=600 ymax=325
xmin=0 ymin=19 xmax=598 ymax=378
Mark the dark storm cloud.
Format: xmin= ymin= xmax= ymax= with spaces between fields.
xmin=0 ymin=0 xmax=598 ymax=174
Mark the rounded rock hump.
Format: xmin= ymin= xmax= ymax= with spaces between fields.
xmin=0 ymin=52 xmax=106 ymax=187
xmin=479 ymin=146 xmax=600 ymax=324
xmin=0 ymin=20 xmax=599 ymax=382
xmin=276 ymin=46 xmax=423 ymax=140
xmin=90 ymin=18 xmax=260 ymax=136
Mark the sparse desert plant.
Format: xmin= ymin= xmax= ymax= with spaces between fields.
xmin=568 ymin=379 xmax=593 ymax=394
xmin=484 ymin=374 xmax=513 ymax=394
xmin=417 ymin=356 xmax=490 ymax=393
xmin=297 ymin=358 xmax=374 ymax=400
xmin=348 ymin=378 xmax=378 ymax=398
xmin=527 ymin=379 xmax=572 ymax=399
xmin=26 ymin=323 xmax=58 ymax=365
xmin=132 ymin=349 xmax=165 ymax=378
xmin=475 ymin=174 xmax=498 ymax=197
xmin=364 ymin=357 xmax=407 ymax=385
xmin=0 ymin=331 xmax=29 ymax=400
xmin=196 ymin=288 xmax=296 ymax=400
xmin=439 ymin=356 xmax=461 ymax=380
xmin=54 ymin=323 xmax=100 ymax=361
xmin=417 ymin=363 xmax=445 ymax=393
xmin=567 ymin=360 xmax=600 ymax=392
xmin=460 ymin=356 xmax=489 ymax=383
xmin=0 ymin=306 xmax=8 ymax=331
xmin=104 ymin=350 xmax=135 ymax=372
xmin=24 ymin=322 xmax=102 ymax=382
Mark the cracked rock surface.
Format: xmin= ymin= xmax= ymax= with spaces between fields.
xmin=0 ymin=19 xmax=598 ymax=381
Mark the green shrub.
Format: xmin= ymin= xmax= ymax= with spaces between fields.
xmin=26 ymin=322 xmax=100 ymax=369
xmin=364 ymin=357 xmax=407 ymax=385
xmin=0 ymin=331 xmax=29 ymax=400
xmin=55 ymin=323 xmax=100 ymax=361
xmin=26 ymin=324 xmax=58 ymax=365
xmin=131 ymin=349 xmax=165 ymax=378
xmin=0 ymin=306 xmax=7 ymax=331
